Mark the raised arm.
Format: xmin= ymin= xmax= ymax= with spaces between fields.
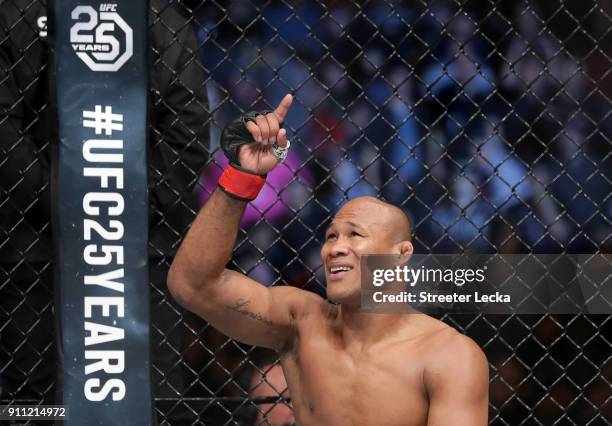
xmin=168 ymin=95 xmax=322 ymax=351
xmin=425 ymin=333 xmax=489 ymax=425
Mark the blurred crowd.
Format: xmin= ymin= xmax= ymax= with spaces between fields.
xmin=190 ymin=0 xmax=610 ymax=295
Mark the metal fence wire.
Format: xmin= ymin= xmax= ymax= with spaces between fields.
xmin=1 ymin=0 xmax=610 ymax=425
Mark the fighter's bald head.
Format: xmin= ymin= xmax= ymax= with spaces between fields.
xmin=334 ymin=196 xmax=412 ymax=244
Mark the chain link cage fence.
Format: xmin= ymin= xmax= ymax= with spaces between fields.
xmin=1 ymin=0 xmax=610 ymax=425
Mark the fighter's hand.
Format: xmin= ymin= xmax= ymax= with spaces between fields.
xmin=238 ymin=94 xmax=292 ymax=175
xmin=220 ymin=94 xmax=293 ymax=176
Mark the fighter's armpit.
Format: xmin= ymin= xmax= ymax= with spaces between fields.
xmin=273 ymin=286 xmax=327 ymax=323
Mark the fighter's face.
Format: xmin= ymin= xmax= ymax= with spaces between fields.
xmin=321 ymin=203 xmax=395 ymax=305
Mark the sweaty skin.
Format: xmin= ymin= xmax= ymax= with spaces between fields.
xmin=168 ymin=96 xmax=489 ymax=425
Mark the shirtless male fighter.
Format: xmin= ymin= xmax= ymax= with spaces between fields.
xmin=168 ymin=94 xmax=489 ymax=425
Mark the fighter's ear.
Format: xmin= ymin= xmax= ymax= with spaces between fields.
xmin=391 ymin=241 xmax=413 ymax=271
xmin=396 ymin=240 xmax=413 ymax=259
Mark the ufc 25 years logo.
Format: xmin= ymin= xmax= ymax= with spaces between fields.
xmin=70 ymin=3 xmax=133 ymax=72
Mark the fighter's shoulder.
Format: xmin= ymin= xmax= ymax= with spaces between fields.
xmin=421 ymin=323 xmax=488 ymax=382
xmin=397 ymin=315 xmax=484 ymax=364
xmin=430 ymin=327 xmax=485 ymax=362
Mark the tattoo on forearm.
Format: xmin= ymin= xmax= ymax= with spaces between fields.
xmin=226 ymin=298 xmax=273 ymax=326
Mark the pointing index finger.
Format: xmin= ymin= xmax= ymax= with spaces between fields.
xmin=273 ymin=94 xmax=293 ymax=123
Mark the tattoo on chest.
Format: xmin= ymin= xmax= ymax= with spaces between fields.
xmin=225 ymin=298 xmax=273 ymax=326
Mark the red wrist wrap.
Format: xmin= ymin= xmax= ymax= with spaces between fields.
xmin=218 ymin=164 xmax=266 ymax=201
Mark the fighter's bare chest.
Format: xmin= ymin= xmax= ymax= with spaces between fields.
xmin=282 ymin=333 xmax=429 ymax=425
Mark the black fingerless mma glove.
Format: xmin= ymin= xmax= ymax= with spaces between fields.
xmin=220 ymin=111 xmax=272 ymax=170
xmin=217 ymin=111 xmax=271 ymax=201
